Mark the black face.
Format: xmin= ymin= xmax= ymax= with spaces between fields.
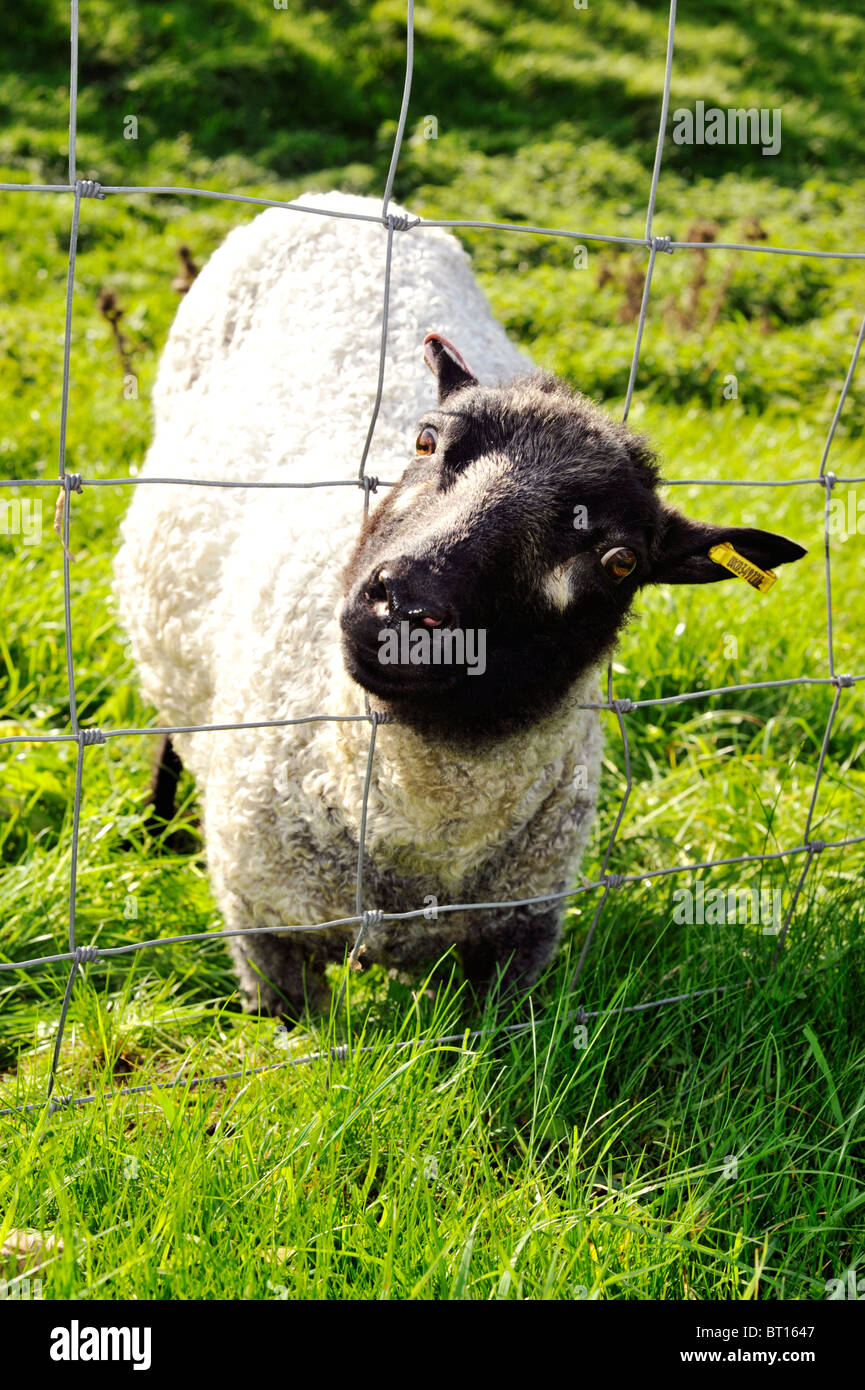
xmin=340 ymin=334 xmax=806 ymax=744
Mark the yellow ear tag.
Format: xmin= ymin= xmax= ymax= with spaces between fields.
xmin=708 ymin=542 xmax=776 ymax=593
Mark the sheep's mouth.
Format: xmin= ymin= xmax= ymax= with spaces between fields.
xmin=342 ymin=641 xmax=469 ymax=699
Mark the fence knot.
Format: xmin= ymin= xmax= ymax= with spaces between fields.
xmin=605 ymin=874 xmax=625 ymax=890
xmin=74 ymin=945 xmax=100 ymax=964
xmin=361 ymin=475 xmax=379 ymax=495
xmin=361 ymin=909 xmax=384 ymax=930
xmin=823 ymin=471 xmax=836 ymax=489
xmin=76 ymin=179 xmax=105 ymax=200
xmin=610 ymin=698 xmax=635 ymax=714
xmin=572 ymin=1006 xmax=589 ymax=1026
xmin=66 ymin=473 xmax=84 ymax=494
xmin=649 ymin=234 xmax=674 ymax=254
xmin=386 ymin=213 xmax=420 ymax=232
xmin=368 ymin=708 xmax=395 ymax=726
xmin=79 ymin=727 xmax=106 ymax=746
xmin=807 ymin=840 xmax=827 ymax=855
xmin=833 ymin=673 xmax=855 ymax=688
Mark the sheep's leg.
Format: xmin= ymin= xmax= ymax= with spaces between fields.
xmin=227 ymin=930 xmax=332 ymax=1020
xmin=147 ymin=734 xmax=183 ymax=826
xmin=459 ymin=906 xmax=562 ymax=998
xmin=141 ymin=734 xmax=201 ymax=852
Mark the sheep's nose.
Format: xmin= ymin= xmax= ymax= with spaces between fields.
xmin=366 ymin=566 xmax=455 ymax=629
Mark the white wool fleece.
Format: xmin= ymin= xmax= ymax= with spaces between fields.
xmin=114 ymin=192 xmax=602 ymax=985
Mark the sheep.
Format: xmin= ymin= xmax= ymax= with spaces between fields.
xmin=114 ymin=191 xmax=806 ymax=1017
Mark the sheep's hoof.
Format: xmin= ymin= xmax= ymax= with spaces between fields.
xmin=249 ymin=988 xmax=331 ymax=1024
xmin=141 ymin=817 xmax=200 ymax=855
xmin=237 ymin=961 xmax=332 ymax=1022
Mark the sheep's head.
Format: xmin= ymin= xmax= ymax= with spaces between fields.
xmin=340 ymin=333 xmax=806 ymax=741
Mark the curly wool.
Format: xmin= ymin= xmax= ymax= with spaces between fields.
xmin=114 ymin=192 xmax=602 ymax=1002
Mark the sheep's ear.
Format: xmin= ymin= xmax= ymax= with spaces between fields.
xmin=647 ymin=507 xmax=807 ymax=586
xmin=423 ymin=333 xmax=477 ymax=402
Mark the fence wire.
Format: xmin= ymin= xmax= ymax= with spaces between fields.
xmin=0 ymin=0 xmax=863 ymax=1118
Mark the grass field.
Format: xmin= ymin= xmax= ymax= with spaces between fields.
xmin=1 ymin=0 xmax=864 ymax=1300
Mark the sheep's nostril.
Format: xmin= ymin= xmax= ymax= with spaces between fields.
xmin=398 ymin=601 xmax=455 ymax=631
xmin=363 ymin=568 xmax=391 ymax=614
xmin=410 ymin=606 xmax=450 ymax=629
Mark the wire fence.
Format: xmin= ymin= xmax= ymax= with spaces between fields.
xmin=0 ymin=0 xmax=863 ymax=1118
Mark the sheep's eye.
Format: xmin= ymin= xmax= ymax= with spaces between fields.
xmin=601 ymin=546 xmax=637 ymax=581
xmin=415 ymin=426 xmax=438 ymax=455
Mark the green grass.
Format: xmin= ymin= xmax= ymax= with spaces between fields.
xmin=1 ymin=0 xmax=864 ymax=1300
